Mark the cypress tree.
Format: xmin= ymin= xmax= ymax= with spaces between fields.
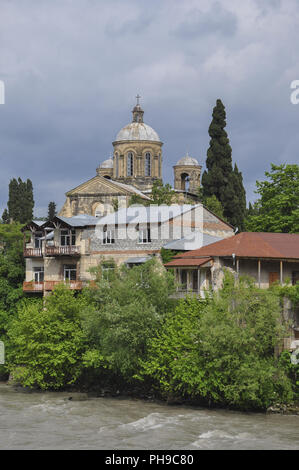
xmin=7 ymin=177 xmax=34 ymax=224
xmin=1 ymin=208 xmax=9 ymax=224
xmin=201 ymin=99 xmax=246 ymax=229
xmin=47 ymin=202 xmax=57 ymax=221
xmin=7 ymin=178 xmax=20 ymax=222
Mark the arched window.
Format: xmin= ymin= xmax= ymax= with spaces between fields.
xmin=145 ymin=152 xmax=151 ymax=176
xmin=127 ymin=152 xmax=134 ymax=176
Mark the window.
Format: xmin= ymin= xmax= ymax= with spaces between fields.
xmin=145 ymin=152 xmax=151 ymax=176
xmin=102 ymin=261 xmax=115 ymax=280
xmin=60 ymin=229 xmax=76 ymax=246
xmin=180 ymin=270 xmax=187 ymax=290
xmin=34 ymin=232 xmax=43 ymax=249
xmin=103 ymin=228 xmax=115 ymax=244
xmin=127 ymin=152 xmax=134 ymax=176
xmin=138 ymin=225 xmax=151 ymax=244
xmin=33 ymin=267 xmax=44 ymax=283
xmin=292 ymin=272 xmax=299 ymax=286
xmin=64 ymin=264 xmax=77 ymax=281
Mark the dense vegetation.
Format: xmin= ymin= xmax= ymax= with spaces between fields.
xmin=1 ymin=250 xmax=298 ymax=410
xmin=0 ymin=223 xmax=25 ymax=379
xmin=245 ymin=163 xmax=299 ymax=233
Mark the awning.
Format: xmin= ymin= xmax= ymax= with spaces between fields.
xmin=126 ymin=257 xmax=151 ymax=264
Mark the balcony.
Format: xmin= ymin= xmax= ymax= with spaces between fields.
xmin=23 ymin=280 xmax=83 ymax=292
xmin=45 ymin=245 xmax=81 ymax=257
xmin=24 ymin=248 xmax=42 ymax=257
xmin=23 ymin=281 xmax=44 ymax=292
xmin=44 ymin=280 xmax=83 ymax=291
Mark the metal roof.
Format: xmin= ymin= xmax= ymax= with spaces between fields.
xmin=96 ymin=204 xmax=201 ymax=226
xmin=163 ymin=231 xmax=223 ymax=251
xmin=126 ymin=256 xmax=151 ymax=264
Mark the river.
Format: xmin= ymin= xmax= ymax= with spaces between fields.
xmin=0 ymin=383 xmax=298 ymax=450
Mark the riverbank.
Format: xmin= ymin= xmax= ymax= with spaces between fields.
xmin=3 ymin=380 xmax=299 ymax=416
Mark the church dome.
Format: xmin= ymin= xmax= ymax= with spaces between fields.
xmin=100 ymin=158 xmax=113 ymax=168
xmin=115 ymin=122 xmax=161 ymax=142
xmin=176 ymin=153 xmax=199 ymax=166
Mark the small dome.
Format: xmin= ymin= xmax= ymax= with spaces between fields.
xmin=100 ymin=158 xmax=113 ymax=168
xmin=115 ymin=122 xmax=161 ymax=142
xmin=176 ymin=154 xmax=199 ymax=166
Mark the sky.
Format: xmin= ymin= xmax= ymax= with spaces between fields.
xmin=0 ymin=0 xmax=298 ymax=217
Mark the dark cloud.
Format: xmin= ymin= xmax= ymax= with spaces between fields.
xmin=0 ymin=0 xmax=298 ymax=217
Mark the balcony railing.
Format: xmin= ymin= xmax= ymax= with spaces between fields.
xmin=44 ymin=281 xmax=83 ymax=291
xmin=23 ymin=281 xmax=44 ymax=292
xmin=23 ymin=280 xmax=83 ymax=292
xmin=24 ymin=248 xmax=42 ymax=257
xmin=45 ymin=245 xmax=80 ymax=256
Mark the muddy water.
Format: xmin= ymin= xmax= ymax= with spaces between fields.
xmin=0 ymin=384 xmax=298 ymax=450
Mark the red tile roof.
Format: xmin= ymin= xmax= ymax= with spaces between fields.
xmin=171 ymin=232 xmax=299 ymax=261
xmin=164 ymin=257 xmax=212 ymax=268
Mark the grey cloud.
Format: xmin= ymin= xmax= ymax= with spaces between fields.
xmin=173 ymin=2 xmax=238 ymax=39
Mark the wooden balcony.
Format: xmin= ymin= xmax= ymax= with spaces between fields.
xmin=44 ymin=281 xmax=83 ymax=291
xmin=23 ymin=281 xmax=44 ymax=292
xmin=45 ymin=245 xmax=81 ymax=257
xmin=23 ymin=280 xmax=83 ymax=292
xmin=24 ymin=248 xmax=42 ymax=257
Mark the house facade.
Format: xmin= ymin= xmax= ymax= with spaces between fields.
xmin=22 ymin=204 xmax=234 ymax=294
xmin=164 ymin=232 xmax=299 ymax=341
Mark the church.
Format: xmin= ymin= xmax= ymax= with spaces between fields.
xmin=59 ymin=96 xmax=202 ymax=218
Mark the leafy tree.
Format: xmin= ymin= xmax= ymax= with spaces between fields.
xmin=7 ymin=285 xmax=87 ymax=390
xmin=141 ymin=273 xmax=294 ymax=410
xmin=129 ymin=180 xmax=177 ymax=207
xmin=245 ymin=164 xmax=299 ymax=233
xmin=0 ymin=223 xmax=25 ymax=379
xmin=81 ymin=259 xmax=176 ymax=381
xmin=151 ymin=180 xmax=177 ymax=205
xmin=201 ymin=99 xmax=246 ymax=229
xmin=47 ymin=202 xmax=57 ymax=221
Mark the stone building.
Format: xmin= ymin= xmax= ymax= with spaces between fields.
xmin=22 ymin=205 xmax=234 ymax=294
xmin=164 ymin=232 xmax=299 ymax=343
xmin=59 ymin=97 xmax=202 ymax=218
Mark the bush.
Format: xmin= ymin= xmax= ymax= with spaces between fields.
xmin=7 ymin=286 xmax=87 ymax=390
xmin=141 ymin=273 xmax=294 ymax=410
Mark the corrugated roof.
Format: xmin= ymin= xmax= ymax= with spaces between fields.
xmin=96 ymin=204 xmax=201 ymax=226
xmin=165 ymin=257 xmax=212 ymax=267
xmin=163 ymin=231 xmax=223 ymax=251
xmin=53 ymin=214 xmax=99 ymax=228
xmin=174 ymin=232 xmax=299 ymax=260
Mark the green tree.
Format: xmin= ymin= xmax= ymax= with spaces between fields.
xmin=7 ymin=285 xmax=87 ymax=390
xmin=245 ymin=163 xmax=299 ymax=233
xmin=129 ymin=180 xmax=177 ymax=207
xmin=47 ymin=201 xmax=57 ymax=221
xmin=1 ymin=209 xmax=9 ymax=224
xmin=7 ymin=178 xmax=34 ymax=224
xmin=151 ymin=180 xmax=176 ymax=205
xmin=201 ymin=99 xmax=246 ymax=229
xmin=81 ymin=259 xmax=176 ymax=381
xmin=141 ymin=273 xmax=293 ymax=410
xmin=0 ymin=223 xmax=25 ymax=379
